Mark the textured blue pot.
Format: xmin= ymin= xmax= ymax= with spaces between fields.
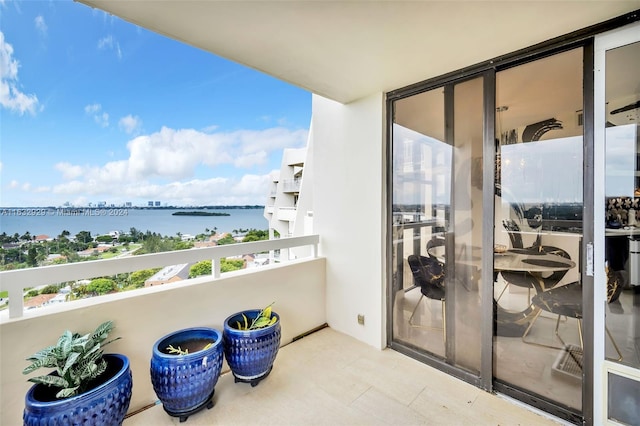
xmin=223 ymin=310 xmax=281 ymax=386
xmin=23 ymin=353 xmax=132 ymax=426
xmin=150 ymin=327 xmax=223 ymax=419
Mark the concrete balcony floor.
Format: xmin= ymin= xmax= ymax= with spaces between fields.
xmin=125 ymin=327 xmax=564 ymax=425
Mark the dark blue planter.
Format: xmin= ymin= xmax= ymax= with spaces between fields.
xmin=223 ymin=310 xmax=281 ymax=387
xmin=150 ymin=327 xmax=223 ymax=422
xmin=23 ymin=353 xmax=132 ymax=426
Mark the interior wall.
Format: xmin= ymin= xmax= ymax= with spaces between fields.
xmin=312 ymin=93 xmax=386 ymax=349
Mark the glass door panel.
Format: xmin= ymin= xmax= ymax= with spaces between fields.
xmin=603 ymin=41 xmax=640 ymax=371
xmin=493 ymin=48 xmax=584 ymax=412
xmin=391 ymin=76 xmax=483 ymax=374
xmin=392 ymin=87 xmax=449 ymax=360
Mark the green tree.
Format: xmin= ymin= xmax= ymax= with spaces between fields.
xmin=75 ymin=231 xmax=93 ymax=245
xmin=190 ymin=260 xmax=212 ymax=278
xmin=95 ymin=235 xmax=114 ymax=243
xmin=135 ymin=233 xmax=174 ymax=255
xmin=27 ymin=246 xmax=38 ymax=267
xmin=40 ymin=285 xmax=60 ymax=294
xmin=86 ymin=278 xmax=117 ymax=295
xmin=174 ymin=241 xmax=194 ymax=250
xmin=242 ymin=229 xmax=269 ymax=242
xmin=216 ymin=234 xmax=236 ymax=245
xmin=129 ymin=227 xmax=144 ymax=242
xmin=129 ymin=268 xmax=161 ymax=288
xmin=221 ymin=258 xmax=244 ymax=272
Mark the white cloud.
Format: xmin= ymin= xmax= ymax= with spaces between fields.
xmin=34 ymin=16 xmax=47 ymax=36
xmin=84 ymin=103 xmax=109 ymax=127
xmin=55 ymin=162 xmax=84 ymax=180
xmin=49 ymin=174 xmax=272 ymax=206
xmin=0 ymin=32 xmax=39 ymax=115
xmin=234 ymin=151 xmax=267 ymax=168
xmin=119 ymin=114 xmax=142 ymax=135
xmin=32 ymin=125 xmax=307 ymax=205
xmin=84 ymin=103 xmax=101 ymax=114
xmin=120 ymin=126 xmax=307 ymax=180
xmin=97 ymin=35 xmax=122 ymax=60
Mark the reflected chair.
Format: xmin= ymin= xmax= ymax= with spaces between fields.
xmin=426 ymin=236 xmax=445 ymax=259
xmin=407 ymin=255 xmax=446 ymax=342
xmin=522 ymin=281 xmax=623 ymax=361
xmin=498 ymin=220 xmax=572 ymax=303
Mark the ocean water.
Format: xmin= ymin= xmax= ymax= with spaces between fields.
xmin=0 ymin=207 xmax=268 ymax=238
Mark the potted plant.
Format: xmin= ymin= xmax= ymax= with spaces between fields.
xmin=22 ymin=320 xmax=132 ymax=426
xmin=223 ymin=303 xmax=281 ymax=387
xmin=150 ymin=327 xmax=224 ymax=422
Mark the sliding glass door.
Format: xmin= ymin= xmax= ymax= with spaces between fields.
xmin=492 ymin=48 xmax=585 ymax=420
xmin=594 ymin=23 xmax=640 ymax=425
xmin=390 ymin=76 xmax=484 ymax=376
xmin=388 ymin=18 xmax=640 ymax=425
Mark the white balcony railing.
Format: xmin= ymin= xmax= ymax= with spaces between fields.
xmin=1 ymin=235 xmax=325 ymax=424
xmin=277 ymin=206 xmax=297 ymax=221
xmin=281 ymin=178 xmax=301 ymax=193
xmin=0 ymin=235 xmax=319 ymax=319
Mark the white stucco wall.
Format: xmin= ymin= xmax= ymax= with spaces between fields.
xmin=312 ymin=93 xmax=386 ymax=349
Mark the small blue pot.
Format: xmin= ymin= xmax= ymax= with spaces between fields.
xmin=150 ymin=327 xmax=223 ymax=420
xmin=223 ymin=310 xmax=281 ymax=386
xmin=23 ymin=353 xmax=132 ymax=426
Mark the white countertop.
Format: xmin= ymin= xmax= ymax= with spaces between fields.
xmin=605 ymin=227 xmax=640 ymax=237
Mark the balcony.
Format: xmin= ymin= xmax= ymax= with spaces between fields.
xmin=277 ymin=206 xmax=297 ymax=222
xmin=0 ymin=234 xmax=562 ymax=425
xmin=124 ymin=327 xmax=560 ymax=425
xmin=0 ymin=236 xmax=323 ymax=423
xmin=281 ymin=178 xmax=301 ymax=193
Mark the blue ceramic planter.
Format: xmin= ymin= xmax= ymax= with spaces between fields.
xmin=23 ymin=353 xmax=132 ymax=426
xmin=150 ymin=327 xmax=223 ymax=421
xmin=223 ymin=310 xmax=281 ymax=386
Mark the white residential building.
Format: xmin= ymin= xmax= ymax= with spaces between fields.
xmin=264 ymin=131 xmax=315 ymax=260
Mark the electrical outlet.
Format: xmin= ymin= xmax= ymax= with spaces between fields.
xmin=357 ymin=314 xmax=365 ymax=325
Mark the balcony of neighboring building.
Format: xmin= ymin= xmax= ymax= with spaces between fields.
xmin=281 ymin=178 xmax=301 ymax=194
xmin=277 ymin=206 xmax=297 ymax=222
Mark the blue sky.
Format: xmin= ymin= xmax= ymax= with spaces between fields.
xmin=0 ymin=0 xmax=311 ymax=207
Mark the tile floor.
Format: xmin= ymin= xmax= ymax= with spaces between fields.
xmin=125 ymin=327 xmax=566 ymax=426
xmin=393 ymin=278 xmax=640 ymax=413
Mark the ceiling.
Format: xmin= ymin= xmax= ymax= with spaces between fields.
xmin=75 ymin=1 xmax=640 ymax=104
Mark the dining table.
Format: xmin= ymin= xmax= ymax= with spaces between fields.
xmin=426 ymin=245 xmax=577 ymax=335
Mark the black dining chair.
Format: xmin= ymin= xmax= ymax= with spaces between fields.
xmin=407 ymin=255 xmax=446 ymax=343
xmin=522 ymin=281 xmax=623 ymax=361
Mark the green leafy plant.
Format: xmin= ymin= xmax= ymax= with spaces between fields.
xmin=235 ymin=303 xmax=278 ymax=330
xmin=166 ymin=342 xmax=212 ymax=355
xmin=22 ymin=321 xmax=120 ymax=398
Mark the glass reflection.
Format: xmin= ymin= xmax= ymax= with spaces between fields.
xmin=604 ymin=40 xmax=640 ymax=370
xmin=493 ymin=48 xmax=583 ymax=412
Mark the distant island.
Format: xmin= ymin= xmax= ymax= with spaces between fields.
xmin=171 ymin=211 xmax=231 ymax=217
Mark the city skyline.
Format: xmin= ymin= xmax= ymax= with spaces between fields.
xmin=0 ymin=0 xmax=311 ymax=208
